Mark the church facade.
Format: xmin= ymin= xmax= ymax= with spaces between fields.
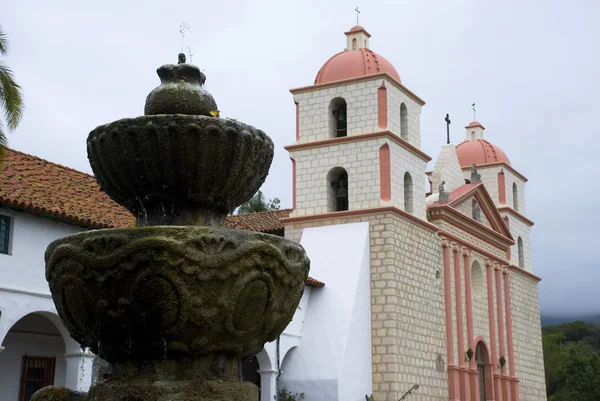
xmin=0 ymin=25 xmax=546 ymax=401
xmin=273 ymin=25 xmax=547 ymax=401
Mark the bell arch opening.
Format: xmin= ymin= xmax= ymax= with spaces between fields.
xmin=328 ymin=167 xmax=349 ymax=212
xmin=329 ymin=97 xmax=347 ymax=138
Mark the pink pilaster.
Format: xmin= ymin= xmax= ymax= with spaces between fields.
xmin=377 ymin=82 xmax=388 ymax=129
xmin=443 ymin=240 xmax=460 ymax=401
xmin=463 ymin=248 xmax=478 ymax=401
xmin=503 ymin=267 xmax=520 ymax=401
xmin=485 ymin=260 xmax=499 ymax=401
xmin=494 ymin=263 xmax=506 ymax=401
xmin=453 ymin=245 xmax=469 ymax=401
xmin=379 ymin=143 xmax=391 ymax=202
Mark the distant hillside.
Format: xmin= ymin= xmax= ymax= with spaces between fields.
xmin=541 ymin=314 xmax=600 ymax=326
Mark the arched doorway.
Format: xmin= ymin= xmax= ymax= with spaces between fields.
xmin=474 ymin=340 xmax=494 ymax=401
xmin=0 ymin=313 xmax=67 ymax=401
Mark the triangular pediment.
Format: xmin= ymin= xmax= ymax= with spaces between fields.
xmin=448 ymin=183 xmax=512 ymax=240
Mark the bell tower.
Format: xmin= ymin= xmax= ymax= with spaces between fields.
xmin=284 ymin=26 xmax=431 ymax=221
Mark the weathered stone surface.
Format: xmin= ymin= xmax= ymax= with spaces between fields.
xmin=45 ymin=226 xmax=310 ymax=363
xmin=144 ymin=54 xmax=217 ymax=117
xmin=87 ymin=115 xmax=274 ymax=226
xmin=31 ymin=386 xmax=86 ymax=401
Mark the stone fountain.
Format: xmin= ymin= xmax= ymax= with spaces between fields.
xmin=35 ymin=54 xmax=310 ymax=401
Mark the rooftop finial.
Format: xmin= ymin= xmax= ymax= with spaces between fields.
xmin=178 ymin=53 xmax=186 ymax=64
xmin=355 ymin=6 xmax=360 ymax=25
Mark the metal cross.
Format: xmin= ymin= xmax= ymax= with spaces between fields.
xmin=355 ymin=7 xmax=360 ymax=25
xmin=472 ymin=103 xmax=476 ymax=121
xmin=179 ymin=22 xmax=193 ymax=63
xmin=445 ymin=113 xmax=451 ymax=144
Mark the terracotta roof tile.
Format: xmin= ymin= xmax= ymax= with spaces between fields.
xmin=0 ymin=148 xmax=135 ymax=228
xmin=225 ymin=209 xmax=290 ymax=233
xmin=0 ymin=149 xmax=323 ymax=287
xmin=306 ymin=277 xmax=325 ymax=288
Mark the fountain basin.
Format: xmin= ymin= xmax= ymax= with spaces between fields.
xmin=45 ymin=226 xmax=309 ymax=363
xmin=87 ymin=115 xmax=274 ymax=226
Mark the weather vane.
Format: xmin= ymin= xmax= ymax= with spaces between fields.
xmin=355 ymin=7 xmax=360 ymax=25
xmin=179 ymin=22 xmax=193 ymax=63
xmin=472 ymin=103 xmax=476 ymax=121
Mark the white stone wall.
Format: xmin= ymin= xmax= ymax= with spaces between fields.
xmin=463 ymin=166 xmax=527 ymax=214
xmin=504 ymin=213 xmax=533 ymax=271
xmin=503 ymin=169 xmax=527 ymax=214
xmin=389 ymin=141 xmax=427 ymax=220
xmin=510 ymin=272 xmax=548 ymax=400
xmin=290 ymin=137 xmax=427 ymax=220
xmin=293 ymin=77 xmax=423 ymax=148
xmin=0 ymin=207 xmax=82 ymax=295
xmin=430 ymin=145 xmax=464 ymax=194
xmin=279 ymin=222 xmax=373 ymax=401
xmin=385 ymin=82 xmax=422 ymax=147
xmin=0 ymin=331 xmax=67 ymax=400
xmin=294 ymin=79 xmax=381 ymax=143
xmin=284 ymin=212 xmax=447 ymax=401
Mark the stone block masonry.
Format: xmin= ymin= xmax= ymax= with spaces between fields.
xmin=284 ymin=211 xmax=448 ymax=401
xmin=292 ymin=76 xmax=423 ymax=149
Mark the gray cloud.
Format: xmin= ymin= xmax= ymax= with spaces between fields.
xmin=3 ymin=0 xmax=598 ymax=315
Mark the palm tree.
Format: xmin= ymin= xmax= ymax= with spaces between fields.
xmin=0 ymin=25 xmax=23 ymax=163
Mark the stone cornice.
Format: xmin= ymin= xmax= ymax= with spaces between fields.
xmin=508 ymin=264 xmax=542 ymax=282
xmin=429 ymin=206 xmax=514 ymax=249
xmin=289 ymin=72 xmax=426 ymax=106
xmin=439 ymin=232 xmax=509 ymax=266
xmin=285 ymin=130 xmax=432 ymax=162
xmin=460 ymin=162 xmax=528 ymax=182
xmin=281 ymin=206 xmax=439 ymax=233
xmin=498 ymin=206 xmax=535 ymax=227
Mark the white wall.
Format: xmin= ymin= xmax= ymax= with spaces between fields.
xmin=0 ymin=331 xmax=66 ymax=400
xmin=279 ymin=222 xmax=372 ymax=401
xmin=0 ymin=207 xmax=82 ymax=294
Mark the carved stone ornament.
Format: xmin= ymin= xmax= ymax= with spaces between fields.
xmin=38 ymin=55 xmax=310 ymax=401
xmin=436 ymin=354 xmax=445 ymax=372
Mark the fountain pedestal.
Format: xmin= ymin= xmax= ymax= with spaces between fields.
xmin=34 ymin=54 xmax=310 ymax=401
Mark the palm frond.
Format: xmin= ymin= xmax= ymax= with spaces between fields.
xmin=0 ymin=62 xmax=23 ymax=130
xmin=0 ymin=119 xmax=6 ymax=168
xmin=0 ymin=26 xmax=8 ymax=55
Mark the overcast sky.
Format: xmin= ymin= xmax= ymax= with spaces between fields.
xmin=3 ymin=0 xmax=599 ymax=316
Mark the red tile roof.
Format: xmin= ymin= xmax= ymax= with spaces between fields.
xmin=0 ymin=148 xmax=135 ymax=228
xmin=306 ymin=277 xmax=325 ymax=288
xmin=0 ymin=149 xmax=322 ymax=285
xmin=225 ymin=209 xmax=290 ymax=233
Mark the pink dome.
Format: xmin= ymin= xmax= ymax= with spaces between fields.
xmin=455 ymin=139 xmax=511 ymax=167
xmin=465 ymin=121 xmax=485 ymax=129
xmin=350 ymin=25 xmax=365 ymax=32
xmin=314 ymin=48 xmax=401 ymax=85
